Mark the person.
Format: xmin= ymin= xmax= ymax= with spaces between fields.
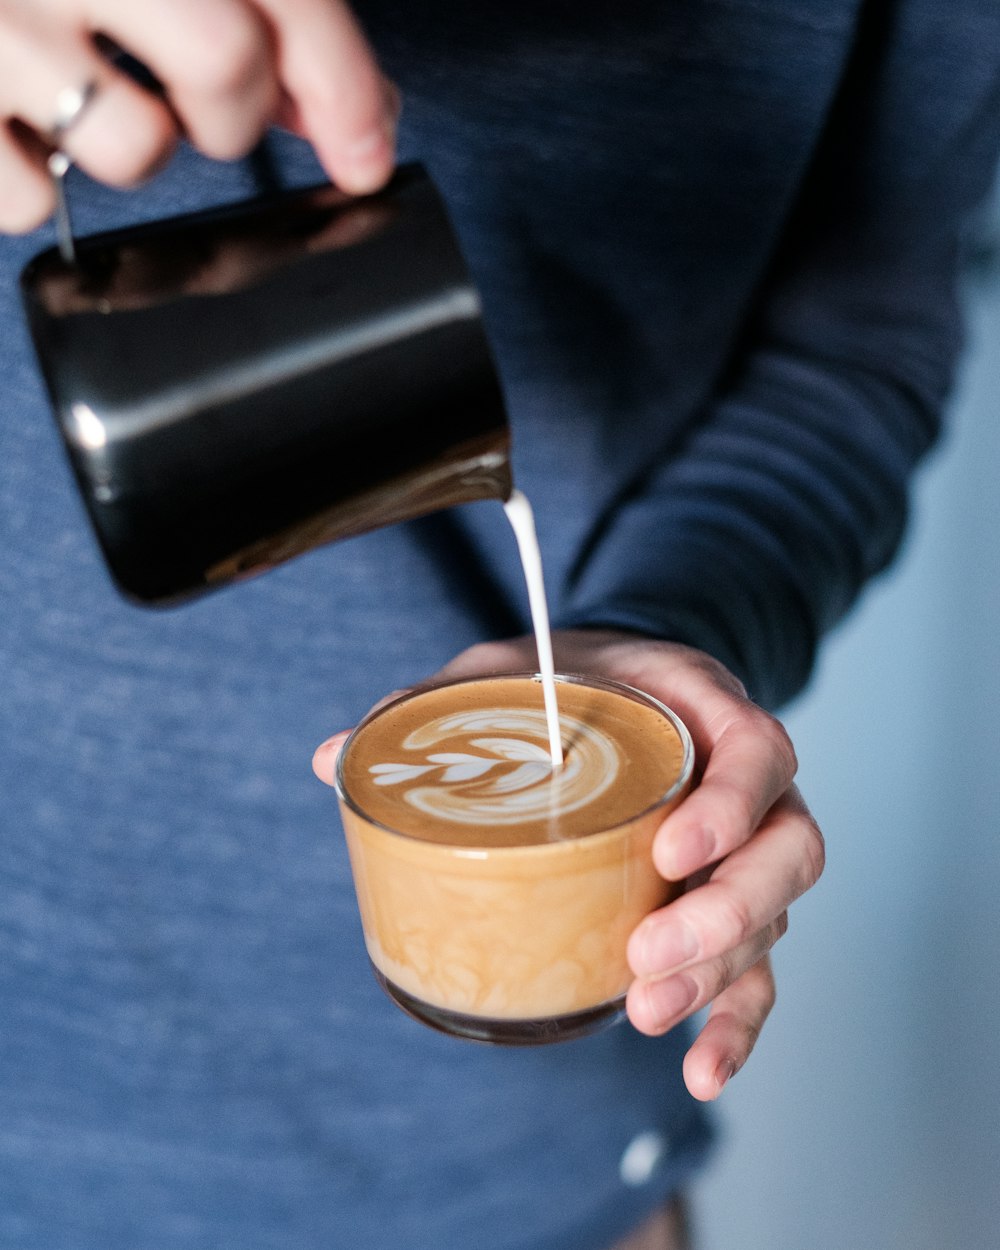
xmin=0 ymin=2 xmax=997 ymax=1248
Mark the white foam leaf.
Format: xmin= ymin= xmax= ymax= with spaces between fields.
xmin=426 ymin=753 xmax=490 ymax=764
xmin=438 ymin=760 xmax=499 ymax=782
xmin=486 ymin=762 xmax=552 ymax=793
xmin=470 ymin=737 xmax=553 ymax=763
xmin=368 ymin=763 xmax=436 ymax=786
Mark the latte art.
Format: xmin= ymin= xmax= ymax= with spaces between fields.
xmin=340 ymin=674 xmax=689 ymax=848
xmin=368 ymin=707 xmax=619 ymax=826
xmin=336 ymin=674 xmax=695 ymax=1034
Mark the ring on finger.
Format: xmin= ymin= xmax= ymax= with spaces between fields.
xmin=49 ymin=80 xmax=101 ymax=145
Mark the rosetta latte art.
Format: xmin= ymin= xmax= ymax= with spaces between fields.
xmin=368 ymin=707 xmax=620 ymax=826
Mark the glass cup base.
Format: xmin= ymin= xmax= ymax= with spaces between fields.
xmin=371 ymin=963 xmax=627 ymax=1045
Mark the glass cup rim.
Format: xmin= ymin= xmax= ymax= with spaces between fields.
xmin=334 ymin=670 xmax=695 ymax=848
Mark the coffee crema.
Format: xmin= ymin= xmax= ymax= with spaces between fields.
xmin=340 ymin=675 xmax=687 ymax=847
xmin=336 ymin=674 xmax=694 ymax=1040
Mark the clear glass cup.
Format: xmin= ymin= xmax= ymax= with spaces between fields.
xmin=335 ymin=672 xmax=694 ymax=1045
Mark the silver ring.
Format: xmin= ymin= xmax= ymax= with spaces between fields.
xmin=49 ymin=80 xmax=101 ymax=144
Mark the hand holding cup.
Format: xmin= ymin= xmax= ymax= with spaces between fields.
xmin=314 ymin=629 xmax=826 ymax=1100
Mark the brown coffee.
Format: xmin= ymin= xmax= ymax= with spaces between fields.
xmin=336 ymin=673 xmax=693 ymax=1043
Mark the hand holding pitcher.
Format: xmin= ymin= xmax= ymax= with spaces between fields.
xmin=0 ymin=0 xmax=398 ymax=233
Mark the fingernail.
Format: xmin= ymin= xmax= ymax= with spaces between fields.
xmin=638 ymin=918 xmax=699 ymax=978
xmin=345 ymin=124 xmax=391 ymax=163
xmin=645 ymin=974 xmax=698 ymax=1031
xmin=715 ymin=1058 xmax=737 ymax=1094
xmin=342 ymin=103 xmax=397 ymax=185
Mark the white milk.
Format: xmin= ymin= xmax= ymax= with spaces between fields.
xmin=502 ymin=490 xmax=564 ymax=769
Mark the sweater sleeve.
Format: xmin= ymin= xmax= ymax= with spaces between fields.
xmin=555 ymin=0 xmax=1000 ymax=710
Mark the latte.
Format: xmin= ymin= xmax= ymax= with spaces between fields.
xmin=337 ymin=673 xmax=693 ymax=1043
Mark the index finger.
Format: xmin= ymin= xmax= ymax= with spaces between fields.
xmin=256 ymin=0 xmax=399 ymax=192
xmin=653 ymin=696 xmax=798 ymax=882
xmin=84 ymin=0 xmax=278 ymax=160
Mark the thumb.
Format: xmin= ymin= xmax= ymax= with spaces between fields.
xmin=311 ymin=729 xmax=352 ymax=785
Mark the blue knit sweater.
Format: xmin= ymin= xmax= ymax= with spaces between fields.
xmin=1 ymin=3 xmax=998 ymax=1248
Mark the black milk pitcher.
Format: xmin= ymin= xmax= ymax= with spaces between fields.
xmin=20 ymin=163 xmax=512 ymax=605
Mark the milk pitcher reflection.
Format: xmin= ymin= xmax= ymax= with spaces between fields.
xmin=335 ymin=673 xmax=695 ymax=1045
xmin=20 ymin=163 xmax=511 ymax=604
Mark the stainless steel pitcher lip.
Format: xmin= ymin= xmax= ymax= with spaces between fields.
xmin=205 ymin=431 xmax=512 ymax=588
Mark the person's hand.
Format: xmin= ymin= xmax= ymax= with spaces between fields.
xmin=312 ymin=629 xmax=825 ymax=1102
xmin=0 ymin=0 xmax=398 ymax=233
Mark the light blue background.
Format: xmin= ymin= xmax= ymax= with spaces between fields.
xmin=692 ymin=221 xmax=1000 ymax=1247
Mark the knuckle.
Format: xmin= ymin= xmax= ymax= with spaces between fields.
xmin=799 ymin=818 xmax=827 ymax=890
xmin=755 ymin=710 xmax=798 ymax=781
xmin=469 ymin=641 xmax=513 ymax=665
xmin=184 ymin=24 xmax=265 ymax=98
xmin=463 ymin=640 xmax=530 ymax=673
xmin=697 ymin=651 xmax=749 ymax=699
xmin=750 ymin=955 xmax=778 ymax=1017
xmin=716 ymin=1005 xmax=765 ymax=1052
xmin=711 ymin=950 xmax=737 ymax=999
xmin=710 ymin=780 xmax=758 ymax=853
xmin=759 ymin=971 xmax=777 ymax=1017
xmin=710 ymin=888 xmax=756 ymax=950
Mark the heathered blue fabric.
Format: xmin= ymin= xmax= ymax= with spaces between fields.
xmin=1 ymin=3 xmax=998 ymax=1248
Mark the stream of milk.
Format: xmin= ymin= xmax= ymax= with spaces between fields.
xmin=502 ymin=490 xmax=564 ymax=769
